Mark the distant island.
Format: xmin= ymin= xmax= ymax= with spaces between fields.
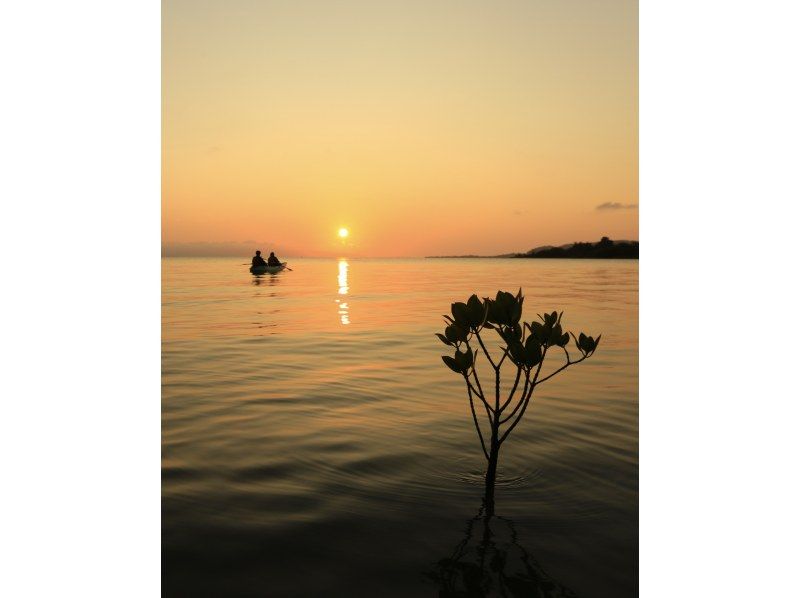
xmin=428 ymin=237 xmax=638 ymax=259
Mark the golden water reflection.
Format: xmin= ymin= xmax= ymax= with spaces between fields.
xmin=335 ymin=259 xmax=350 ymax=325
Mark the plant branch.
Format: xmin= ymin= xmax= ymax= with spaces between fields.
xmin=466 ymin=377 xmax=491 ymax=414
xmin=499 ymin=372 xmax=530 ymax=424
xmin=498 ymin=366 xmax=523 ymax=413
xmin=465 ymin=377 xmax=489 ymax=460
xmin=499 ymin=347 xmax=549 ymax=444
xmin=474 ymin=331 xmax=498 ymax=370
xmin=465 ymin=342 xmax=494 ymax=417
xmin=495 ymin=367 xmax=500 ymax=412
xmin=534 ymin=354 xmax=587 ymax=387
xmin=496 ymin=349 xmax=508 ymax=369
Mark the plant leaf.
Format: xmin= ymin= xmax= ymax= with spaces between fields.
xmin=466 ymin=294 xmax=484 ymax=326
xmin=509 ymin=340 xmax=526 ymax=365
xmin=442 ymin=355 xmax=461 ymax=373
xmin=436 ymin=333 xmax=452 ymax=346
xmin=451 ymin=302 xmax=470 ymax=327
xmin=550 ymin=323 xmax=563 ymax=345
xmin=510 ymin=300 xmax=522 ymax=324
xmin=525 ymin=336 xmax=542 ymax=367
xmin=445 ymin=324 xmax=468 ymax=343
xmin=454 ymin=347 xmax=474 ymax=371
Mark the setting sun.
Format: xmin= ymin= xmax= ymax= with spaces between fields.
xmin=338 ymin=228 xmax=349 ymax=239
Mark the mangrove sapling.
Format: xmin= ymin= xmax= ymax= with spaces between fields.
xmin=437 ymin=290 xmax=600 ymax=514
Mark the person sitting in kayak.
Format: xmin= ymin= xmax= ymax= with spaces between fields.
xmin=267 ymin=251 xmax=282 ymax=267
xmin=252 ymin=250 xmax=268 ymax=267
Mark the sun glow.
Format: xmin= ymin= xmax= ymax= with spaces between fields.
xmin=163 ymin=2 xmax=638 ymax=256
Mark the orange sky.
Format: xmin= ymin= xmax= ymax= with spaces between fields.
xmin=163 ymin=0 xmax=637 ymax=257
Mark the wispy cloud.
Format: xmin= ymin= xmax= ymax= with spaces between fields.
xmin=596 ymin=202 xmax=638 ymax=211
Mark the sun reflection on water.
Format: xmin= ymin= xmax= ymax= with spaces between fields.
xmin=335 ymin=259 xmax=350 ymax=325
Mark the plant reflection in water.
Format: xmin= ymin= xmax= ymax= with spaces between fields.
xmin=426 ymin=503 xmax=579 ymax=598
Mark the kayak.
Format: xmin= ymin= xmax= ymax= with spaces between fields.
xmin=250 ymin=262 xmax=287 ymax=275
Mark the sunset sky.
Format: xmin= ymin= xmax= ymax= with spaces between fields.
xmin=163 ymin=0 xmax=637 ymax=257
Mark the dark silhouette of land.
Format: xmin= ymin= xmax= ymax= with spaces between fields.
xmin=427 ymin=237 xmax=638 ymax=259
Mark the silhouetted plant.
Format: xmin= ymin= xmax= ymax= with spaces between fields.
xmin=437 ymin=290 xmax=600 ymax=513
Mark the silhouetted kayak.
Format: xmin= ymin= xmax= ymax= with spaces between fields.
xmin=250 ymin=263 xmax=287 ymax=275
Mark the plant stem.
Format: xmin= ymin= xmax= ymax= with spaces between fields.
xmin=465 ymin=378 xmax=489 ymax=460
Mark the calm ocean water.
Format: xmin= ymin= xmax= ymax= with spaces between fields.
xmin=162 ymin=257 xmax=638 ymax=597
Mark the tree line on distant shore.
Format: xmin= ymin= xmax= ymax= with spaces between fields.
xmin=512 ymin=237 xmax=638 ymax=259
xmin=427 ymin=237 xmax=638 ymax=259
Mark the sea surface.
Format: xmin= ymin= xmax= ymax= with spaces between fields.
xmin=162 ymin=257 xmax=638 ymax=597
